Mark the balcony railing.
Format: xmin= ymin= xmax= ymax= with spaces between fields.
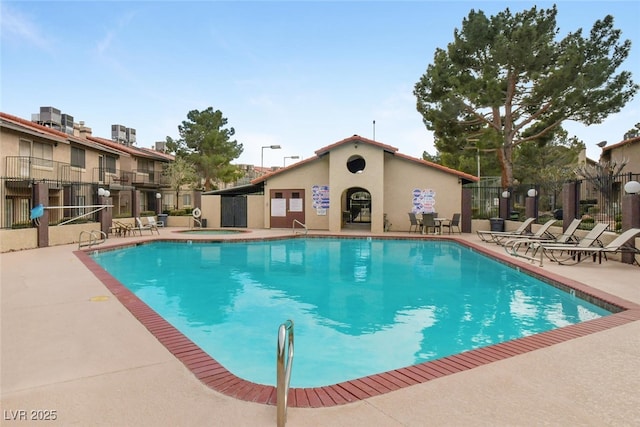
xmin=4 ymin=156 xmax=81 ymax=183
xmin=131 ymin=169 xmax=169 ymax=187
xmin=92 ymin=167 xmax=134 ymax=187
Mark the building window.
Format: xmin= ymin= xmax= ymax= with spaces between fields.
xmin=346 ymin=155 xmax=366 ymax=173
xmin=182 ymin=194 xmax=191 ymax=207
xmin=71 ymin=147 xmax=86 ymax=168
xmin=105 ymin=155 xmax=116 ymax=173
xmin=31 ymin=141 xmax=53 ymax=167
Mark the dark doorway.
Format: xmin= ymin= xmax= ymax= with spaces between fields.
xmin=221 ymin=196 xmax=247 ymax=227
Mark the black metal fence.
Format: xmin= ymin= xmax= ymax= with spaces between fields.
xmin=0 ymin=178 xmax=138 ymax=229
xmin=465 ymin=172 xmax=640 ymax=231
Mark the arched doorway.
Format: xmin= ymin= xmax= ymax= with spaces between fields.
xmin=342 ymin=187 xmax=371 ymax=230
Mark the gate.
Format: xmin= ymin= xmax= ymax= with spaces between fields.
xmin=221 ymin=196 xmax=247 ymax=227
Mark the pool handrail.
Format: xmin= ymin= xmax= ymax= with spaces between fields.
xmin=292 ymin=219 xmax=307 ymax=235
xmin=277 ymin=319 xmax=294 ymax=427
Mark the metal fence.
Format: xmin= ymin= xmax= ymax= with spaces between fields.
xmin=465 ymin=172 xmax=640 ymax=231
xmin=1 ymin=178 xmax=108 ymax=229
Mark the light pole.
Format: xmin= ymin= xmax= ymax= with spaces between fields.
xmin=283 ymin=155 xmax=300 ymax=167
xmin=261 ymin=145 xmax=281 ymax=170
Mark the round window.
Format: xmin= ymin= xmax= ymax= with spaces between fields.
xmin=347 ymin=155 xmax=366 ymax=174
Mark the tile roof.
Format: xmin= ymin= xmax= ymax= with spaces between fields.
xmin=252 ymin=134 xmax=479 ymax=184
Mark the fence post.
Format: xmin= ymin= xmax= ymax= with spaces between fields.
xmin=562 ymin=181 xmax=579 ymax=231
xmin=461 ymin=187 xmax=472 ymax=233
xmin=621 ymin=193 xmax=640 ymax=264
xmin=33 ymin=181 xmax=49 ymax=248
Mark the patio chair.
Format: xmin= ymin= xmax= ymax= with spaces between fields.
xmin=110 ymin=220 xmax=135 ymax=237
xmin=495 ymin=219 xmax=557 ymax=246
xmin=408 ymin=212 xmax=422 ymax=233
xmin=477 ymin=217 xmax=536 ymax=243
xmin=135 ymin=217 xmax=159 ymax=235
xmin=518 ymin=222 xmax=608 ymax=266
xmin=441 ymin=213 xmax=461 ymax=234
xmin=504 ymin=218 xmax=582 ymax=259
xmin=147 ymin=216 xmax=164 ymax=228
xmin=540 ymin=227 xmax=640 ymax=266
xmin=421 ymin=213 xmax=438 ymax=234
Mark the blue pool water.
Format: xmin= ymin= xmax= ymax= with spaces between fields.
xmin=91 ymin=238 xmax=611 ymax=388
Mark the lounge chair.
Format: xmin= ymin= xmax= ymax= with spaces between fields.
xmin=110 ymin=220 xmax=135 ymax=237
xmin=540 ymin=227 xmax=640 ymax=266
xmin=504 ymin=218 xmax=582 ymax=259
xmin=147 ymin=216 xmax=164 ymax=228
xmin=518 ymin=222 xmax=609 ymax=266
xmin=408 ymin=213 xmax=422 ymax=233
xmin=135 ymin=217 xmax=160 ymax=235
xmin=477 ymin=217 xmax=536 ymax=244
xmin=494 ymin=218 xmax=557 ymax=246
xmin=441 ymin=213 xmax=461 ymax=234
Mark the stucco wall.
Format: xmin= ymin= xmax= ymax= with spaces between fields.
xmin=328 ymin=143 xmax=385 ymax=232
xmin=1 ymin=222 xmax=101 ymax=252
xmin=261 ymin=143 xmax=470 ymax=233
xmin=201 ymin=195 xmax=221 ymax=228
xmin=384 ymin=154 xmax=462 ymax=232
xmin=263 ymin=157 xmax=330 ymax=230
xmin=0 ymin=228 xmax=38 ymax=252
xmin=247 ymin=195 xmax=264 ymax=229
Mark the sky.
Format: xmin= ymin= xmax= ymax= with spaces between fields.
xmin=2 ymin=1 xmax=639 ymax=169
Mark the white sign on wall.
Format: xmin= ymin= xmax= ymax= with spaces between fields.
xmin=412 ymin=188 xmax=437 ymax=214
xmin=271 ymin=198 xmax=287 ymax=217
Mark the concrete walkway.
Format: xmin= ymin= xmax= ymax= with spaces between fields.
xmin=1 ymin=228 xmax=639 ymax=426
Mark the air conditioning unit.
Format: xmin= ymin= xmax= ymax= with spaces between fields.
xmin=111 ymin=124 xmax=127 ymax=142
xmin=126 ymin=128 xmax=136 ymax=144
xmin=155 ymin=140 xmax=166 ymax=152
xmin=39 ymin=106 xmax=61 ymax=125
xmin=61 ymin=114 xmax=74 ymax=134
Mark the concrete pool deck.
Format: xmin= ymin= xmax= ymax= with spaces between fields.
xmin=1 ymin=227 xmax=639 ymax=426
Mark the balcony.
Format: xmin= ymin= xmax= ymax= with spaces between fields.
xmin=4 ymin=156 xmax=81 ymax=183
xmin=92 ymin=167 xmax=134 ymax=189
xmin=131 ymin=169 xmax=169 ymax=188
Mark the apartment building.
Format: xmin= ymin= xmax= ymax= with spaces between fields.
xmin=0 ymin=111 xmax=174 ymax=229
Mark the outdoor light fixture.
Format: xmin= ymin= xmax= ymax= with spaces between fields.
xmin=501 ymin=190 xmax=511 ymax=198
xmin=283 ymin=155 xmax=300 ymax=167
xmin=98 ymin=187 xmax=106 ymax=196
xmin=156 ymin=192 xmax=162 ymax=199
xmin=261 ymin=145 xmax=282 ymax=170
xmin=624 ymin=180 xmax=640 ymax=194
xmin=527 ymin=188 xmax=538 ymax=198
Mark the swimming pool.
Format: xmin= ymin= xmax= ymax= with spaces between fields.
xmin=90 ymin=238 xmax=611 ymax=388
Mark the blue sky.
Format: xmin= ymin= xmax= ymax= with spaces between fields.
xmin=2 ymin=1 xmax=639 ymax=168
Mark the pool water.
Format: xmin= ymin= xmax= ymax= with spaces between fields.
xmin=91 ymin=238 xmax=611 ymax=388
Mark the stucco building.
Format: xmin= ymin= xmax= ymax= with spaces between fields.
xmin=209 ymin=135 xmax=478 ymax=233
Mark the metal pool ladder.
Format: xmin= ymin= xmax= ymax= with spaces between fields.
xmin=277 ymin=319 xmax=294 ymax=427
xmin=292 ymin=219 xmax=307 ymax=235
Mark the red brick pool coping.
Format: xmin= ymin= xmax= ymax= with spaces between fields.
xmin=75 ymin=236 xmax=640 ymax=408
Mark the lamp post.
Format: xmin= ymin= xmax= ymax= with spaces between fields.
xmin=261 ymin=145 xmax=281 ymax=170
xmin=156 ymin=192 xmax=162 ymax=215
xmin=283 ymin=155 xmax=300 ymax=167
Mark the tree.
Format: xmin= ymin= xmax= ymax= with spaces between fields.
xmin=162 ymin=156 xmax=198 ymax=210
xmin=168 ymin=108 xmax=244 ymax=191
xmin=414 ymin=5 xmax=638 ymax=189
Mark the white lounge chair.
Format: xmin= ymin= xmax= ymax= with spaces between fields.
xmin=541 ymin=227 xmax=640 ymax=266
xmin=519 ymin=222 xmax=609 ymax=266
xmin=135 ymin=217 xmax=159 ymax=235
xmin=147 ymin=216 xmax=164 ymax=228
xmin=504 ymin=218 xmax=582 ymax=258
xmin=477 ymin=217 xmax=536 ymax=244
